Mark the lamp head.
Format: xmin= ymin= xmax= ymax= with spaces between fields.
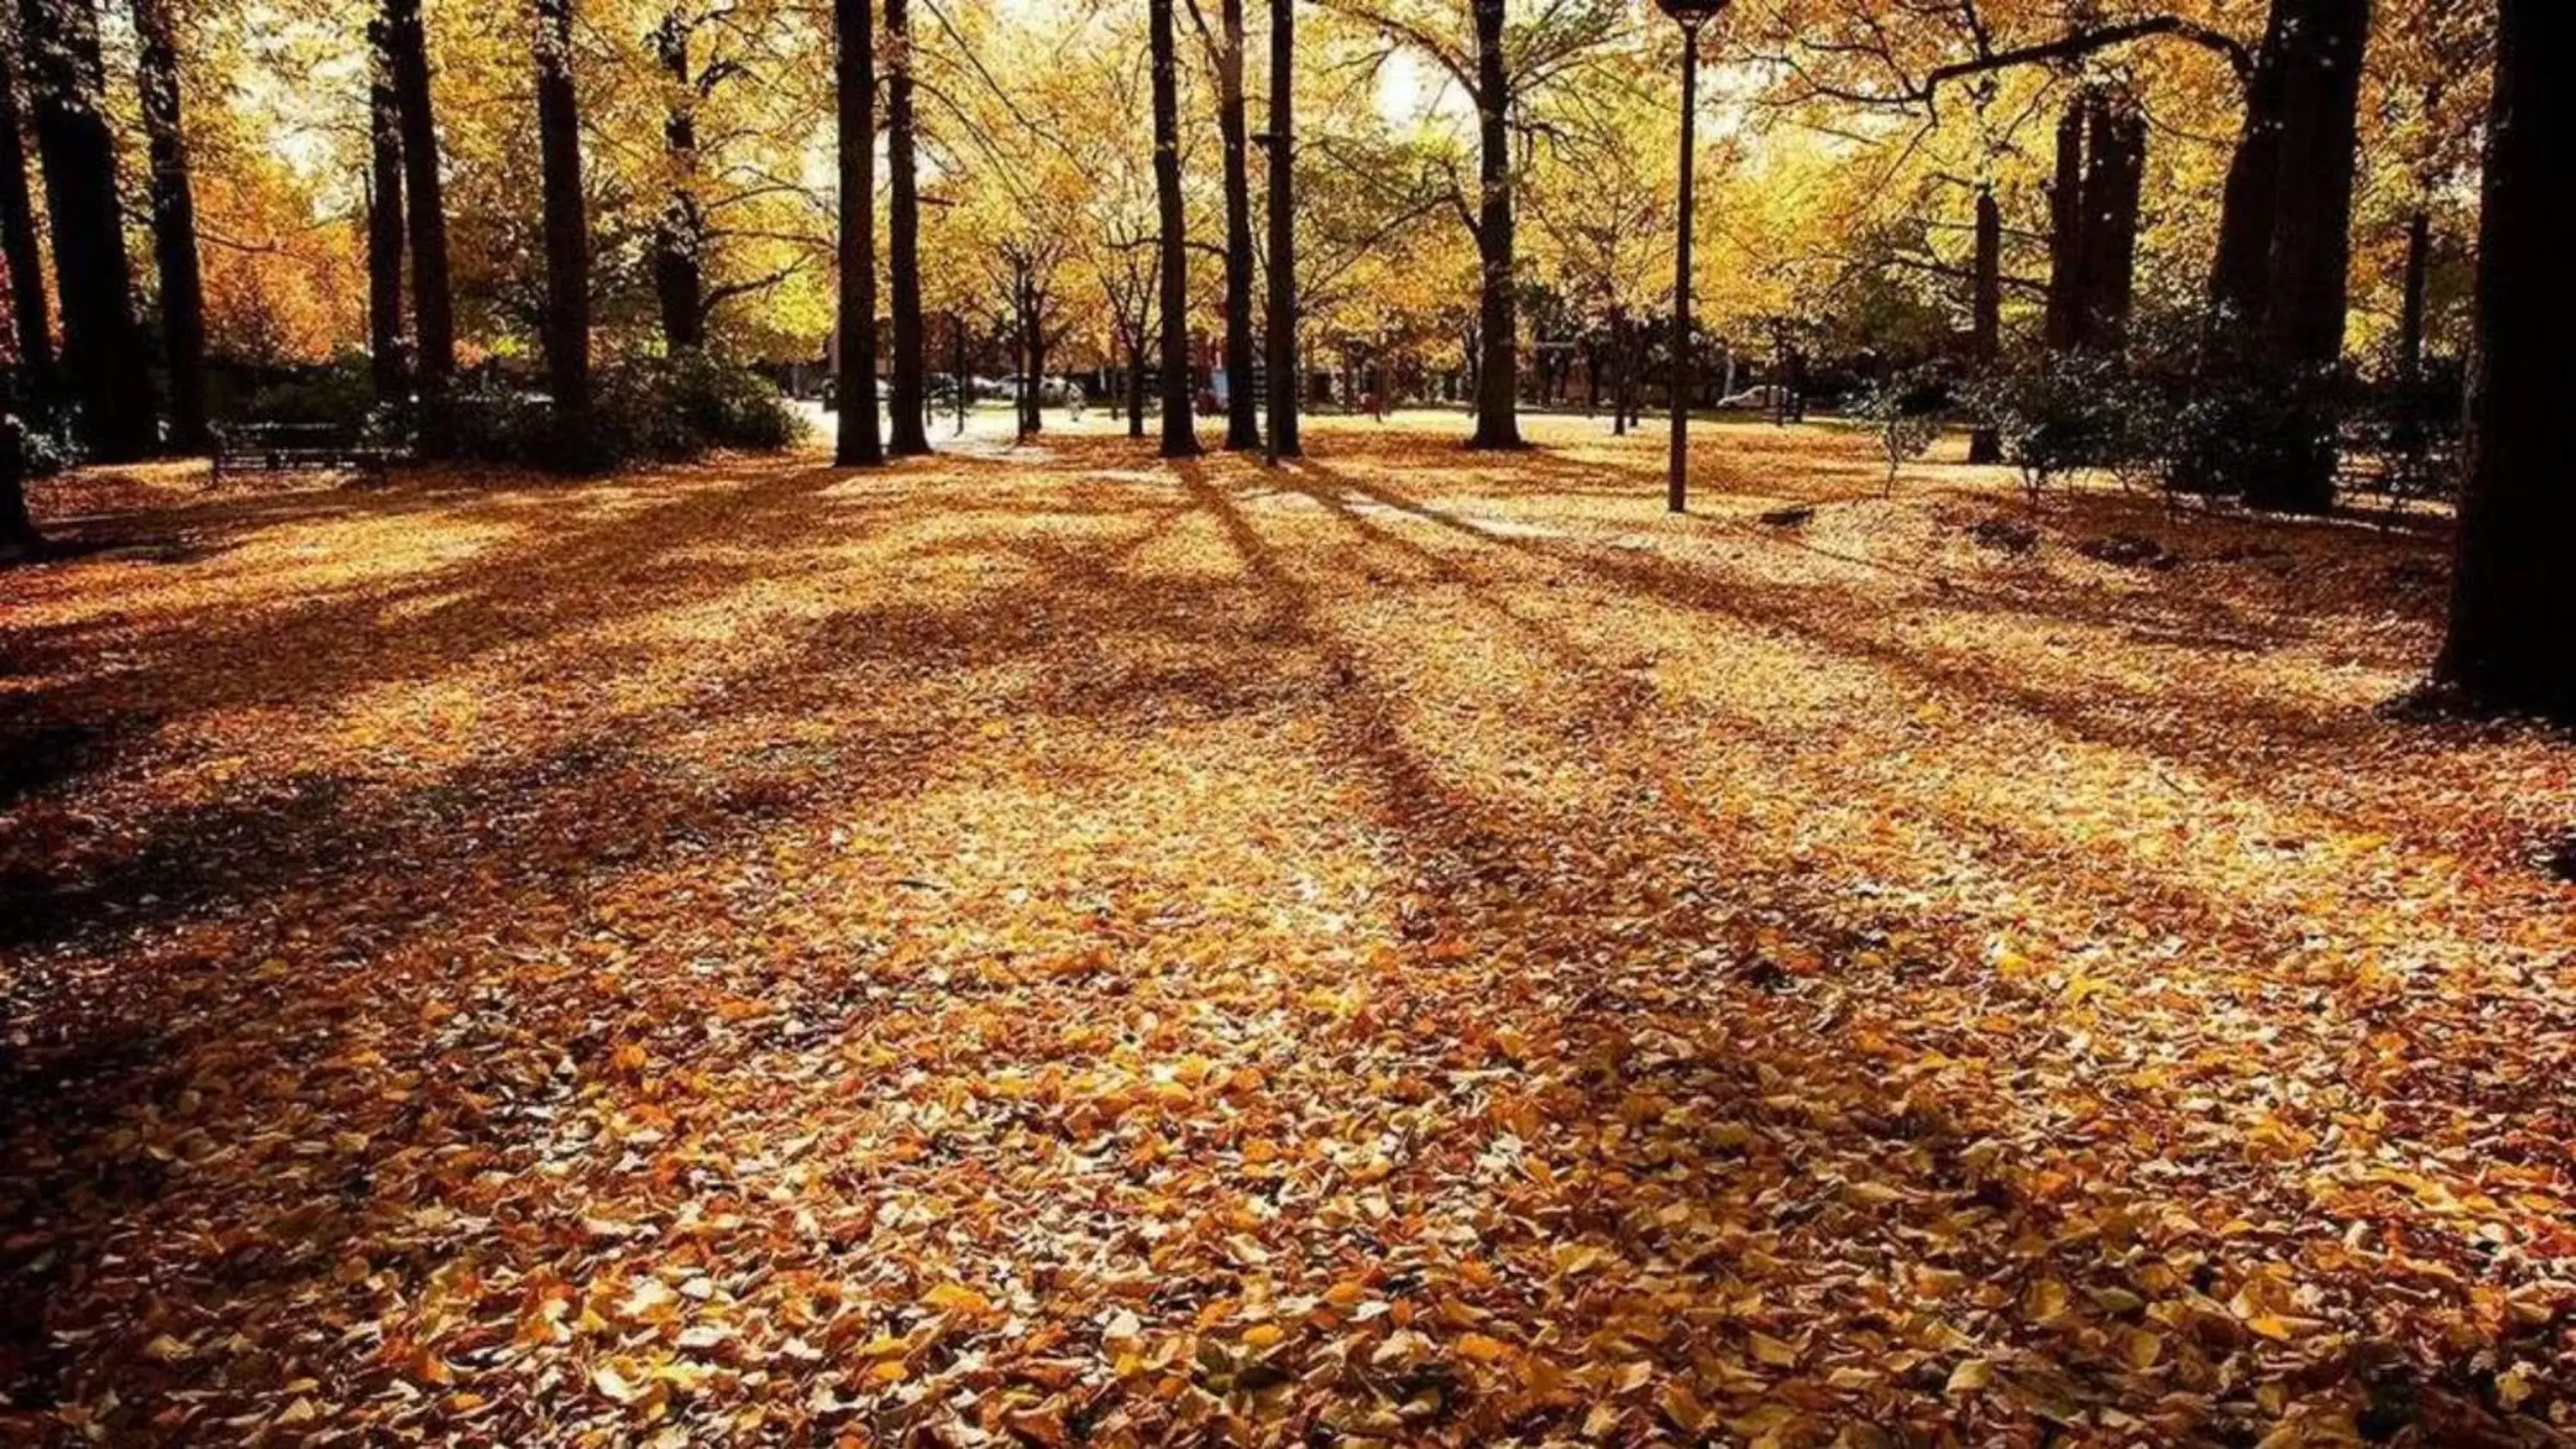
xmin=1656 ymin=0 xmax=1730 ymax=24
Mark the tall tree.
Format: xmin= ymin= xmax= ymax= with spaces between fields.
xmin=1149 ymin=0 xmax=1198 ymax=458
xmin=2075 ymin=90 xmax=2144 ymax=350
xmin=364 ymin=21 xmax=407 ymax=402
xmin=1262 ymin=0 xmax=1297 ymax=459
xmin=16 ymin=0 xmax=154 ymax=461
xmin=2435 ymin=0 xmax=2565 ymax=720
xmin=380 ymin=0 xmax=455 ymax=409
xmin=1 ymin=414 xmax=35 ymax=554
xmin=2206 ymin=0 xmax=2287 ymax=331
xmin=649 ymin=11 xmax=708 ymax=352
xmin=2245 ymin=0 xmax=2369 ymax=513
xmin=2041 ymin=100 xmax=2082 ymax=352
xmin=533 ymin=0 xmax=590 ymax=436
xmin=2395 ymin=209 xmax=2428 ymax=382
xmin=1194 ymin=0 xmax=1260 ymax=451
xmin=833 ymin=0 xmax=880 ymax=465
xmin=1966 ymin=185 xmax=2000 ymax=464
xmin=884 ymin=0 xmax=930 ymax=456
xmin=129 ymin=0 xmax=207 ymax=451
xmin=2195 ymin=0 xmax=2372 ymax=512
xmin=0 ymin=30 xmax=53 ymax=383
xmin=1464 ymin=0 xmax=1519 ymax=448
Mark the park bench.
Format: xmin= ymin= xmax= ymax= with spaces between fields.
xmin=210 ymin=421 xmax=402 ymax=482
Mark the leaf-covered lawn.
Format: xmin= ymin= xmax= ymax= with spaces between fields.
xmin=3 ymin=417 xmax=2570 ymax=1446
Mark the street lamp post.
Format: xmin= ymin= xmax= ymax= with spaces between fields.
xmin=1658 ymin=0 xmax=1728 ymax=513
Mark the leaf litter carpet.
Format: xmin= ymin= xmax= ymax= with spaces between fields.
xmin=3 ymin=418 xmax=2571 ymax=1446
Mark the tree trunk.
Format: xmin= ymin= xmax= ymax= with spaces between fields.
xmin=951 ymin=312 xmax=968 ymax=435
xmin=0 ymin=35 xmax=56 ymax=383
xmin=833 ymin=0 xmax=880 ymax=465
xmin=1212 ymin=0 xmax=1258 ymax=452
xmin=1150 ymin=0 xmax=1198 ymax=457
xmin=885 ymin=0 xmax=930 ymax=456
xmin=1263 ymin=0 xmax=1297 ymax=460
xmin=2208 ymin=0 xmax=2290 ymax=335
xmin=533 ymin=0 xmax=590 ymax=446
xmin=2435 ymin=0 xmax=2567 ymax=719
xmin=1023 ymin=282 xmax=1046 ymax=439
xmin=17 ymin=0 xmax=155 ymax=462
xmin=1 ymin=424 xmax=37 ymax=554
xmin=2076 ymin=93 xmax=2144 ymax=351
xmin=2043 ymin=100 xmax=2085 ymax=352
xmin=2241 ymin=0 xmax=2369 ymax=513
xmin=365 ymin=22 xmax=407 ymax=403
xmin=1967 ymin=186 xmax=2002 ymax=464
xmin=1608 ymin=308 xmax=1628 ymax=437
xmin=1466 ymin=0 xmax=1521 ymax=449
xmin=2397 ymin=209 xmax=2428 ymax=380
xmin=382 ymin=0 xmax=454 ymax=411
xmin=650 ymin=14 xmax=706 ymax=353
xmin=1127 ymin=334 xmax=1148 ymax=440
xmin=131 ymin=0 xmax=207 ymax=451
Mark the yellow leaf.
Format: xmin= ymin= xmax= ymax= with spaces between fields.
xmin=1748 ymin=1331 xmax=1801 ymax=1367
xmin=1945 ymin=1358 xmax=1993 ymax=1394
xmin=593 ymin=1364 xmax=643 ymax=1404
xmin=923 ymin=1282 xmax=994 ymax=1316
xmin=1455 ymin=1331 xmax=1512 ymax=1361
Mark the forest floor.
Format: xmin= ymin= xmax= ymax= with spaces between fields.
xmin=3 ymin=415 xmax=2571 ymax=1447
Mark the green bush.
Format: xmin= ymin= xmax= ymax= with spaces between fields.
xmin=415 ymin=355 xmax=806 ymax=473
xmin=1856 ymin=366 xmax=1945 ymax=493
xmin=428 ymin=355 xmax=805 ymax=473
xmin=1 ymin=385 xmax=80 ymax=478
xmin=1965 ymin=354 xmax=2139 ymax=500
xmin=240 ymin=363 xmax=388 ymax=434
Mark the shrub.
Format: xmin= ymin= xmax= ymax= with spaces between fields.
xmin=239 ymin=363 xmax=389 ymax=434
xmin=1965 ymin=354 xmax=2136 ymax=500
xmin=1856 ymin=366 xmax=1945 ymax=493
xmin=3 ymin=398 xmax=81 ymax=479
xmin=422 ymin=355 xmax=806 ymax=473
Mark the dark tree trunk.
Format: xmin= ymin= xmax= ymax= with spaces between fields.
xmin=2245 ymin=0 xmax=2370 ymax=513
xmin=2397 ymin=209 xmax=2428 ymax=380
xmin=1608 ymin=308 xmax=1628 ymax=437
xmin=1 ymin=426 xmax=36 ymax=553
xmin=1127 ymin=334 xmax=1148 ymax=440
xmin=1263 ymin=0 xmax=1297 ymax=459
xmin=885 ymin=0 xmax=930 ymax=456
xmin=833 ymin=0 xmax=880 ymax=465
xmin=2043 ymin=100 xmax=2085 ymax=352
xmin=1968 ymin=186 xmax=2002 ymax=464
xmin=2076 ymin=92 xmax=2144 ymax=351
xmin=1150 ymin=0 xmax=1197 ymax=457
xmin=650 ymin=14 xmax=706 ymax=353
xmin=2436 ymin=0 xmax=2567 ymax=718
xmin=533 ymin=0 xmax=590 ymax=443
xmin=0 ymin=36 xmax=55 ymax=382
xmin=1212 ymin=0 xmax=1258 ymax=451
xmin=18 ymin=0 xmax=155 ymax=461
xmin=1019 ymin=276 xmax=1044 ymax=439
xmin=2208 ymin=0 xmax=2289 ymax=334
xmin=131 ymin=0 xmax=206 ymax=451
xmin=365 ymin=28 xmax=406 ymax=402
xmin=382 ymin=0 xmax=454 ymax=409
xmin=1466 ymin=0 xmax=1521 ymax=449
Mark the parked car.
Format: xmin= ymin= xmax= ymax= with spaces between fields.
xmin=1717 ymin=384 xmax=1791 ymax=412
xmin=818 ymin=377 xmax=890 ymax=412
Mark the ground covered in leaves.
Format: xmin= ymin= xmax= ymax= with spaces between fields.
xmin=3 ymin=415 xmax=2571 ymax=1446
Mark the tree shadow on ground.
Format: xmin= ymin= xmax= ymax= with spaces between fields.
xmin=0 ymin=433 xmax=2553 ymax=1444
